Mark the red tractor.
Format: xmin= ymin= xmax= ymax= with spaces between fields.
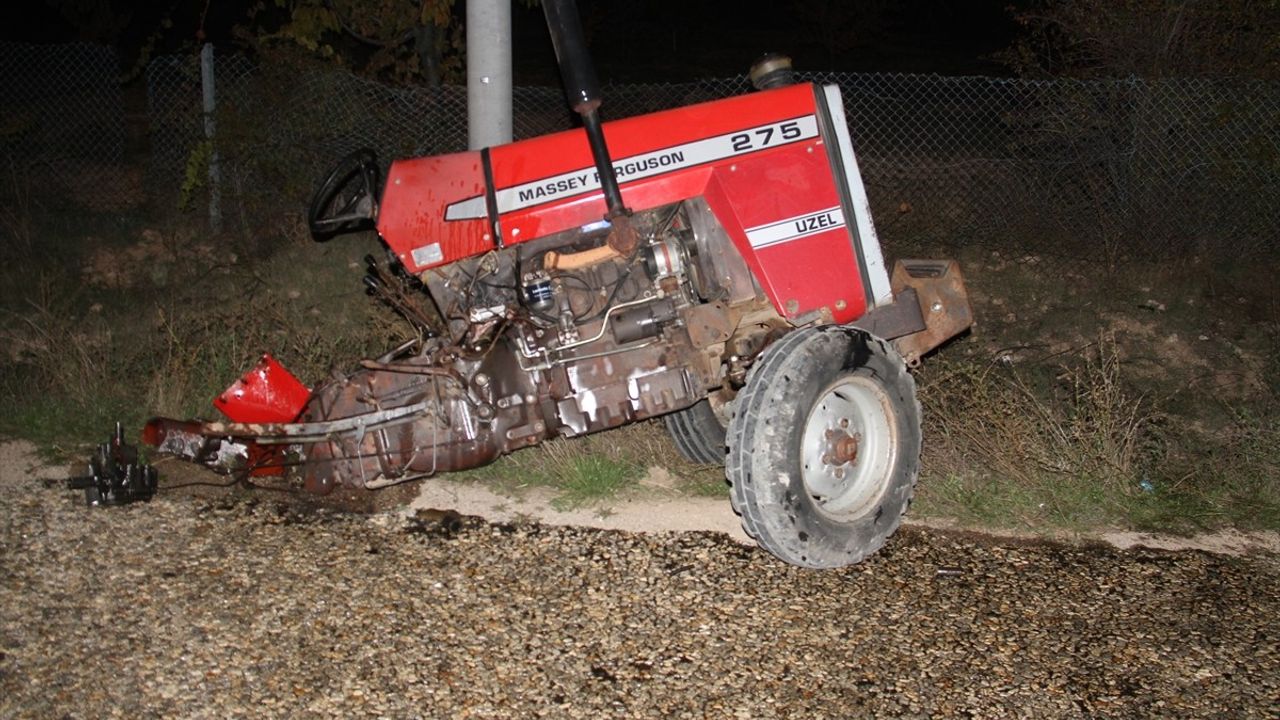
xmin=144 ymin=2 xmax=971 ymax=568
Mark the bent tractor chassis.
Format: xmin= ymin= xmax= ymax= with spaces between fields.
xmin=143 ymin=0 xmax=971 ymax=568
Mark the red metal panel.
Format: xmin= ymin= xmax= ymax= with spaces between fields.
xmin=377 ymin=151 xmax=492 ymax=271
xmin=373 ymin=82 xmax=867 ymax=322
xmin=487 ymin=83 xmax=825 ymax=243
xmin=701 ymin=145 xmax=867 ymax=323
xmin=213 ymin=354 xmax=311 ymax=424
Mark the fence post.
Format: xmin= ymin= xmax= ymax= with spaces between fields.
xmin=200 ymin=43 xmax=222 ymax=233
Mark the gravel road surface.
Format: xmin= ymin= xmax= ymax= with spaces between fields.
xmin=2 ymin=441 xmax=1277 ymax=718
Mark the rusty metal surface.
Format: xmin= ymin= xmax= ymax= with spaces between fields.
xmin=606 ymin=214 xmax=641 ymax=256
xmin=889 ymin=259 xmax=974 ymax=365
xmin=684 ymin=302 xmax=734 ymax=361
xmin=827 ymin=428 xmax=861 ymax=465
xmin=145 ymin=311 xmax=715 ymax=495
xmin=143 ymin=199 xmax=796 ymax=497
xmin=298 ymin=357 xmax=513 ymax=494
xmin=143 ymin=417 xmax=290 ymax=477
xmin=205 ymin=401 xmax=435 ymax=444
xmin=848 ymin=287 xmax=926 ymax=341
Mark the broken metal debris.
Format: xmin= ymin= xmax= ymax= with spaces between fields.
xmin=67 ymin=423 xmax=158 ymax=507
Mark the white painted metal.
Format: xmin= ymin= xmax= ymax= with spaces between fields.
xmin=800 ymin=375 xmax=899 ymax=520
xmin=467 ymin=0 xmax=513 ymax=149
xmin=822 ymin=84 xmax=892 ymax=307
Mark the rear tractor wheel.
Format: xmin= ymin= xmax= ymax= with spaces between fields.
xmin=663 ymin=399 xmax=729 ymax=465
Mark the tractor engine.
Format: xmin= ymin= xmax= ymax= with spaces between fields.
xmin=299 ymin=199 xmax=774 ymax=495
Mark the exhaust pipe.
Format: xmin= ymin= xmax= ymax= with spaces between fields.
xmin=749 ymin=53 xmax=796 ymax=90
xmin=542 ymin=0 xmax=639 ymax=254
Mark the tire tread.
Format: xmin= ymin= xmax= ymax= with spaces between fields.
xmin=726 ymin=328 xmax=921 ymax=568
xmin=662 ymin=401 xmax=726 ymax=465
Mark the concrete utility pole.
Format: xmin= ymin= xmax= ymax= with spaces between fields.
xmin=200 ymin=43 xmax=222 ymax=233
xmin=466 ymin=0 xmax=513 ymax=150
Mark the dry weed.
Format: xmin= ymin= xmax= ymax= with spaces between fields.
xmin=0 ymin=161 xmax=35 ymax=260
xmin=0 ymin=276 xmax=108 ymax=404
xmin=921 ymin=334 xmax=1158 ymax=494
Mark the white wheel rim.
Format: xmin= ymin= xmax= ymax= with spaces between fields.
xmin=800 ymin=375 xmax=899 ymax=521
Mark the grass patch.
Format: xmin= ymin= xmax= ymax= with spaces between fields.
xmin=457 ymin=435 xmax=644 ymax=510
xmin=445 ymin=420 xmax=726 ymax=508
xmin=680 ymin=470 xmax=731 ymax=498
xmin=1163 ymin=408 xmax=1280 ymax=530
xmin=922 ymin=336 xmax=1159 ymax=492
xmin=543 ymin=446 xmax=640 ymax=510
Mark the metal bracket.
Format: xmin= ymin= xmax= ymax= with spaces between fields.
xmin=848 ymin=286 xmax=926 ymax=340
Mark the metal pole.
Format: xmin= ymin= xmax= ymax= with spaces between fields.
xmin=200 ymin=43 xmax=222 ymax=233
xmin=466 ymin=0 xmax=513 ymax=150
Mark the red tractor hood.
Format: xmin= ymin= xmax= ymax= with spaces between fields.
xmin=376 ymin=82 xmax=893 ymax=324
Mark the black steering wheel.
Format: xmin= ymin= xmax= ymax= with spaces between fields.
xmin=308 ymin=148 xmax=381 ymax=241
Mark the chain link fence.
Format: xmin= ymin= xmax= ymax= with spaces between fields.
xmin=826 ymin=72 xmax=1280 ymax=261
xmin=147 ymin=51 xmax=1280 ymax=263
xmin=0 ymin=42 xmax=130 ymax=211
xmin=3 ymin=42 xmax=1276 ymax=265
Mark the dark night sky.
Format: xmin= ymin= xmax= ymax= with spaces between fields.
xmin=5 ymin=0 xmax=1019 ymax=82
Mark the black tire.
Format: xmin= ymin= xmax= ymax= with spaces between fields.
xmin=663 ymin=400 xmax=729 ymax=465
xmin=727 ymin=327 xmax=921 ymax=569
xmin=308 ymin=148 xmax=380 ymax=241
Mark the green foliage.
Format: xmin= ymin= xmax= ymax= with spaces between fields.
xmin=241 ymin=0 xmax=463 ymax=85
xmin=275 ymin=2 xmax=343 ymax=53
xmin=178 ymin=140 xmax=211 ymax=212
xmin=444 ymin=418 xmax=731 ymax=509
xmin=1178 ymin=409 xmax=1280 ymax=530
xmin=920 ymin=338 xmax=1160 ymax=495
xmin=916 ymin=340 xmax=1280 ymax=533
xmin=0 ymin=206 xmax=390 ymax=455
xmin=546 ymin=453 xmax=641 ymax=511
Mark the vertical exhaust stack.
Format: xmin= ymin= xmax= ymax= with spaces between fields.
xmin=749 ymin=53 xmax=796 ymax=90
xmin=542 ymin=0 xmax=639 ymax=255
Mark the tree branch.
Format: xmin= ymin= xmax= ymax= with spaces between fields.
xmin=324 ymin=0 xmax=415 ymax=48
